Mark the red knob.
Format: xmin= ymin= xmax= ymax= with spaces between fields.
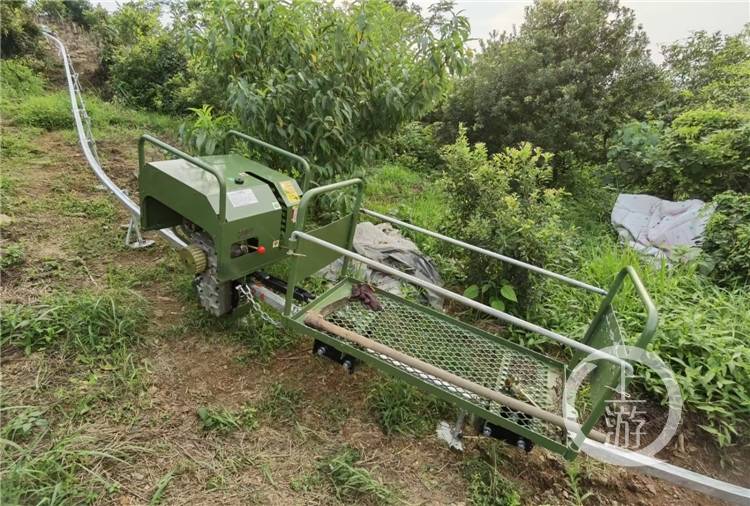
xmin=257 ymin=245 xmax=266 ymax=255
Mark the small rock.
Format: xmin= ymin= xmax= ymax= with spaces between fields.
xmin=0 ymin=214 xmax=14 ymax=228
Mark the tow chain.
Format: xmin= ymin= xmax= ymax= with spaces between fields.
xmin=236 ymin=283 xmax=280 ymax=327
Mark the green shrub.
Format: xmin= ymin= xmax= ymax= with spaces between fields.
xmin=702 ymin=191 xmax=750 ymax=286
xmin=660 ymin=108 xmax=750 ymax=199
xmin=0 ymin=1 xmax=42 ymax=58
xmin=0 ymin=59 xmax=45 ymax=97
xmin=607 ymin=29 xmax=750 ymax=200
xmin=663 ymin=27 xmax=750 ymax=109
xmin=110 ymin=31 xmax=188 ymax=113
xmin=94 ymin=1 xmax=200 ymax=113
xmin=532 ymin=238 xmax=750 ymax=446
xmin=367 ymin=378 xmax=447 ymax=436
xmin=0 ymin=289 xmax=147 ymax=355
xmin=179 ymin=105 xmax=236 ymax=156
xmin=36 ymin=0 xmax=108 ymax=31
xmin=556 ymin=158 xmax=617 ymax=233
xmin=440 ymin=0 xmax=663 ymax=163
xmin=607 ymin=109 xmax=750 ymax=200
xmin=386 ymin=121 xmax=444 ymax=172
xmin=440 ymin=127 xmax=575 ymax=312
xmin=606 ymin=120 xmax=665 ymax=191
xmin=189 ymin=0 xmax=469 ymax=180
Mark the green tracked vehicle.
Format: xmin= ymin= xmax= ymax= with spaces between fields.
xmin=137 ymin=130 xmax=658 ymax=459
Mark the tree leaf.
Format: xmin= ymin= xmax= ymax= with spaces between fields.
xmin=463 ymin=284 xmax=480 ymax=299
xmin=500 ymin=284 xmax=517 ymax=302
xmin=490 ymin=298 xmax=505 ymax=312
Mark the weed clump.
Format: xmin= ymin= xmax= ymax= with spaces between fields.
xmin=367 ymin=378 xmax=447 ymax=436
xmin=0 ymin=242 xmax=25 ymax=270
xmin=14 ymin=93 xmax=75 ymax=130
xmin=258 ymin=382 xmax=303 ymax=420
xmin=0 ymin=406 xmax=48 ymax=441
xmin=231 ymin=313 xmax=296 ymax=360
xmin=318 ymin=447 xmax=395 ymax=504
xmin=0 ymin=423 xmax=134 ymax=505
xmin=0 ymin=59 xmax=45 ymax=97
xmin=59 ymin=195 xmax=117 ymax=220
xmin=197 ymin=405 xmax=258 ymax=434
xmin=464 ymin=448 xmax=522 ymax=506
xmin=11 ymin=89 xmax=174 ymax=132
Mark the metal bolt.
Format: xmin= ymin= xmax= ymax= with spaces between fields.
xmin=482 ymin=423 xmax=492 ymax=437
xmin=342 ymin=359 xmax=353 ymax=373
xmin=517 ymin=439 xmax=526 ymax=452
xmin=316 ymin=346 xmax=327 ymax=357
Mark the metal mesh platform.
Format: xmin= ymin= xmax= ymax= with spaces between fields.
xmin=315 ymin=292 xmax=566 ymax=442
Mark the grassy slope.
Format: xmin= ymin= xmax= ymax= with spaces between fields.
xmin=1 ymin=58 xmax=746 ymax=505
xmin=364 ymin=163 xmax=447 ymax=234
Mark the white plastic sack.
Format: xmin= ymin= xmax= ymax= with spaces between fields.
xmin=611 ymin=194 xmax=714 ymax=262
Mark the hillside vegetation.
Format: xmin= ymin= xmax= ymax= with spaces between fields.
xmin=1 ymin=1 xmax=749 ymax=504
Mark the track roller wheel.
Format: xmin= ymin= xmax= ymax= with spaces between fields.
xmin=180 ymin=244 xmax=208 ymax=274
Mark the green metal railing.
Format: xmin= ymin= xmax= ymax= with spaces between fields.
xmin=288 ymin=230 xmax=633 ymax=370
xmin=283 ymin=178 xmax=364 ymax=315
xmin=361 ymin=208 xmax=607 ymax=295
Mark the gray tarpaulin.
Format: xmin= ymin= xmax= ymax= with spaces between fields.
xmin=611 ymin=194 xmax=714 ymax=262
xmin=319 ymin=221 xmax=444 ymax=308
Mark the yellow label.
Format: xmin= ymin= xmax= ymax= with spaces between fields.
xmin=280 ymin=180 xmax=300 ymax=204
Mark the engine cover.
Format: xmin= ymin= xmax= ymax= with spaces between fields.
xmin=139 ymin=154 xmax=302 ymax=283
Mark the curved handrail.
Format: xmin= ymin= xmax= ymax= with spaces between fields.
xmin=139 ymin=134 xmax=227 ymax=222
xmin=224 ymin=130 xmax=312 ymax=191
xmin=294 ymin=178 xmax=365 ymax=231
xmin=361 ymin=208 xmax=607 ymax=295
xmin=618 ymin=266 xmax=659 ymax=348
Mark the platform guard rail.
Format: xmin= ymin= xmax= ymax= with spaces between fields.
xmin=280 ymin=178 xmax=655 ymax=457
